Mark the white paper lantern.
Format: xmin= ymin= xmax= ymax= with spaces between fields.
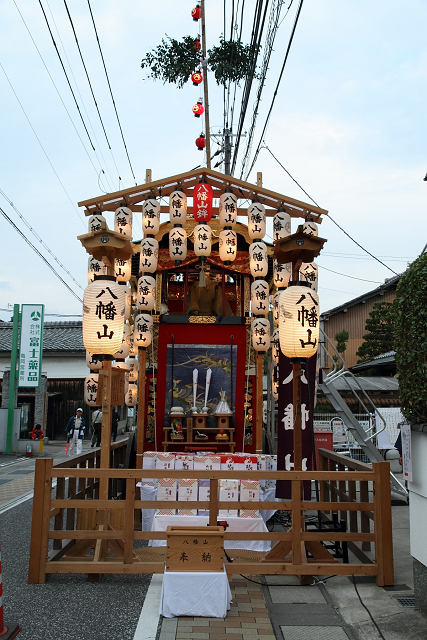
xmin=88 ymin=256 xmax=106 ymax=283
xmin=84 ymin=373 xmax=99 ymax=406
xmin=137 ymin=275 xmax=156 ymax=311
xmin=88 ymin=212 xmax=107 ymax=233
xmin=121 ymin=284 xmax=132 ymax=320
xmin=125 ymin=383 xmax=138 ymax=407
xmin=115 ymin=257 xmax=132 ymax=283
xmin=169 ymin=189 xmax=187 ymax=224
xmin=300 ymin=262 xmax=318 ymax=291
xmin=278 ymin=284 xmax=320 ymax=358
xmin=273 ymin=208 xmax=291 ymax=241
xmin=249 ymin=241 xmax=268 ymax=277
xmin=272 ymin=291 xmax=280 ymax=326
xmin=82 ymin=277 xmax=126 ymax=355
xmin=142 ymin=198 xmax=160 ymax=235
xmin=251 ymin=317 xmax=271 ymax=352
xmin=251 ymin=280 xmax=269 ymax=316
xmin=113 ymin=324 xmax=131 ymax=359
xmin=169 ymin=227 xmax=188 ymax=261
xmin=272 ymin=328 xmax=280 ymax=364
xmin=219 ymin=229 xmax=237 ymax=262
xmin=219 ymin=191 xmax=237 ymax=227
xmin=273 ymin=259 xmax=292 ymax=288
xmin=248 ymin=201 xmax=266 ymax=240
xmin=114 ymin=204 xmax=132 ymax=237
xmin=86 ymin=351 xmax=103 ymax=371
xmin=302 ymin=217 xmax=318 ymax=237
xmin=194 ymin=224 xmax=212 ymax=256
xmin=129 ymin=336 xmax=137 ymax=356
xmin=113 ymin=360 xmax=130 ymax=372
xmin=134 ymin=313 xmax=153 ymax=348
xmin=139 ymin=237 xmax=159 ymax=273
xmin=127 ymin=356 xmax=138 ymax=382
xmin=272 ymin=366 xmax=279 ymax=401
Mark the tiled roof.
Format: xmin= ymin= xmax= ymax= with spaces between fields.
xmin=0 ymin=321 xmax=84 ymax=353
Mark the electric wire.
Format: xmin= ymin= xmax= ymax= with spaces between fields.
xmin=352 ymin=576 xmax=387 ymax=640
xmin=0 ymin=206 xmax=83 ymax=304
xmin=0 ymin=62 xmax=85 ymax=226
xmin=87 ymin=0 xmax=137 ymax=185
xmin=317 ymin=265 xmax=383 ymax=284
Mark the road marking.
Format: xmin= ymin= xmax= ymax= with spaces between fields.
xmin=133 ymin=574 xmax=163 ymax=640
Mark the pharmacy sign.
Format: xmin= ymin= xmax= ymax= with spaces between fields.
xmin=19 ymin=304 xmax=44 ymax=387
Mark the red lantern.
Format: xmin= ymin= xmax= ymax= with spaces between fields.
xmin=192 ymin=100 xmax=204 ymax=117
xmin=191 ymin=71 xmax=203 ymax=86
xmin=194 ymin=39 xmax=201 ymax=51
xmin=195 ymin=134 xmax=206 ymax=151
xmin=191 ymin=4 xmax=201 ymax=21
xmin=193 ymin=182 xmax=213 ymax=222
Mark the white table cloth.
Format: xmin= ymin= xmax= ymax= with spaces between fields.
xmin=137 ymin=482 xmax=157 ymax=532
xmin=160 ymin=567 xmax=232 ymax=618
xmin=260 ymin=486 xmax=279 ymax=522
xmin=150 ymin=514 xmax=270 ymax=552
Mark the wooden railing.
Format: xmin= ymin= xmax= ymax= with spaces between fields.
xmin=28 ymin=449 xmax=393 ymax=586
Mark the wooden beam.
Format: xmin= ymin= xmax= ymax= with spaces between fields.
xmin=256 ymin=352 xmax=263 ymax=454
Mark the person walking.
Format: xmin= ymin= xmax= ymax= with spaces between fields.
xmin=111 ymin=409 xmax=120 ymax=442
xmin=65 ymin=408 xmax=85 ymax=456
xmin=91 ymin=406 xmax=103 ymax=447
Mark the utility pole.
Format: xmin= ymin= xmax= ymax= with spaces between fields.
xmin=210 ymin=130 xmax=246 ymax=176
xmin=201 ymin=0 xmax=211 ymax=169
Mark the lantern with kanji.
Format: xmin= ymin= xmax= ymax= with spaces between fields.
xmin=121 ymin=284 xmax=132 ymax=320
xmin=272 ymin=291 xmax=280 ymax=326
xmin=127 ymin=356 xmax=138 ymax=383
xmin=272 ymin=366 xmax=279 ymax=401
xmin=129 ymin=336 xmax=137 ymax=357
xmin=192 ymin=99 xmax=204 ymax=117
xmin=137 ymin=275 xmax=156 ymax=311
xmin=125 ymin=383 xmax=138 ymax=407
xmin=113 ymin=360 xmax=130 ymax=373
xmin=134 ymin=313 xmax=153 ymax=348
xmin=115 ymin=257 xmax=132 ymax=283
xmin=302 ymin=216 xmax=318 ymax=237
xmin=251 ymin=280 xmax=269 ymax=316
xmin=113 ymin=323 xmax=131 ymax=359
xmin=86 ymin=350 xmax=103 ymax=371
xmin=278 ymin=282 xmax=320 ymax=358
xmin=272 ymin=328 xmax=280 ymax=364
xmin=249 ymin=241 xmax=268 ymax=277
xmin=273 ymin=259 xmax=291 ymax=288
xmin=88 ymin=211 xmax=107 ymax=233
xmin=191 ymin=3 xmax=201 ymax=21
xmin=273 ymin=207 xmax=291 ymax=241
xmin=88 ymin=256 xmax=105 ymax=283
xmin=219 ymin=229 xmax=237 ymax=263
xmin=194 ymin=223 xmax=212 ymax=256
xmin=191 ymin=71 xmax=203 ymax=86
xmin=169 ymin=188 xmax=187 ymax=224
xmin=196 ymin=133 xmax=206 ymax=150
xmin=142 ymin=197 xmax=160 ymax=235
xmin=139 ymin=237 xmax=159 ymax=273
xmin=248 ymin=201 xmax=266 ymax=240
xmin=193 ymin=182 xmax=213 ymax=221
xmin=300 ymin=262 xmax=318 ymax=291
xmin=82 ymin=276 xmax=126 ymax=355
xmin=169 ymin=226 xmax=187 ymax=261
xmin=219 ymin=190 xmax=237 ymax=227
xmin=84 ymin=373 xmax=99 ymax=406
xmin=114 ymin=204 xmax=132 ymax=237
xmin=251 ymin=317 xmax=271 ymax=352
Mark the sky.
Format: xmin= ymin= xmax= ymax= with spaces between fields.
xmin=0 ymin=0 xmax=426 ymax=320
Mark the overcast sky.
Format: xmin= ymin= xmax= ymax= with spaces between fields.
xmin=0 ymin=0 xmax=425 ymax=320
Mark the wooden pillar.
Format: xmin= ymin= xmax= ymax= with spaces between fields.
xmin=292 ymin=361 xmax=303 ymax=471
xmin=201 ymin=0 xmax=211 ymax=169
xmin=99 ymin=359 xmax=112 ymax=499
xmin=256 ymin=351 xmax=264 ymax=454
xmin=136 ymin=347 xmax=147 ymax=469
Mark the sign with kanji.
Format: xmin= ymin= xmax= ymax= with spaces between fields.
xmin=18 ymin=304 xmax=44 ymax=388
xmin=166 ymin=526 xmax=224 ymax=572
xmin=193 ymin=183 xmax=213 ymax=222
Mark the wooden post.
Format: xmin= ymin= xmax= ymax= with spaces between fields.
xmin=256 ymin=351 xmax=263 ymax=454
xmin=292 ymin=361 xmax=303 ymax=471
xmin=100 ymin=359 xmax=113 ymax=499
xmin=28 ymin=459 xmax=51 ymax=583
xmin=124 ymin=478 xmax=136 ymax=564
xmin=201 ymin=0 xmax=211 ymax=169
xmin=209 ymin=478 xmax=218 ymax=526
xmin=136 ymin=348 xmax=147 ymax=470
xmin=373 ymin=461 xmax=394 ymax=586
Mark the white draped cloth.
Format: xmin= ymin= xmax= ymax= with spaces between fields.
xmin=160 ymin=568 xmax=232 ymax=618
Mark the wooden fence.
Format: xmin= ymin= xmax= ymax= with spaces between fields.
xmin=28 ymin=448 xmax=393 ymax=586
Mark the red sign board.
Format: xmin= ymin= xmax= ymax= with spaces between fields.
xmin=193 ymin=183 xmax=213 ymax=222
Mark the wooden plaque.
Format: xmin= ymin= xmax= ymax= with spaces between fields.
xmin=111 ymin=370 xmax=126 ymax=405
xmin=166 ymin=526 xmax=224 ymax=572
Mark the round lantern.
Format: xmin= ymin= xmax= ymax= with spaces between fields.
xmin=88 ymin=211 xmax=106 ymax=233
xmin=251 ymin=317 xmax=271 ymax=352
xmin=192 ymin=71 xmax=203 ymax=86
xmin=219 ymin=190 xmax=237 ymax=227
xmin=299 ymin=262 xmax=318 ymax=291
xmin=193 ymin=182 xmax=213 ymax=221
xmin=194 ymin=224 xmax=212 ymax=256
xmin=137 ymin=275 xmax=156 ymax=311
xmin=84 ymin=373 xmax=99 ymax=406
xmin=139 ymin=237 xmax=159 ymax=273
xmin=113 ymin=324 xmax=131 ymax=359
xmin=192 ymin=100 xmax=204 ymax=117
xmin=88 ymin=256 xmax=105 ymax=283
xmin=82 ymin=276 xmax=126 ymax=356
xmin=272 ymin=328 xmax=280 ymax=364
xmin=125 ymin=383 xmax=138 ymax=407
xmin=142 ymin=198 xmax=160 ymax=235
xmin=251 ymin=280 xmax=269 ymax=316
xmin=134 ymin=313 xmax=153 ymax=348
xmin=86 ymin=350 xmax=103 ymax=371
xmin=273 ymin=208 xmax=291 ymax=241
xmin=115 ymin=257 xmax=132 ymax=283
xmin=113 ymin=360 xmax=130 ymax=372
xmin=127 ymin=356 xmax=138 ymax=382
xmin=273 ymin=259 xmax=292 ymax=288
xmin=278 ymin=283 xmax=320 ymax=358
xmin=248 ymin=201 xmax=266 ymax=240
xmin=272 ymin=366 xmax=279 ymax=401
xmin=196 ymin=134 xmax=206 ymax=150
xmin=169 ymin=227 xmax=188 ymax=261
xmin=302 ymin=216 xmax=318 ymax=237
xmin=218 ymin=229 xmax=237 ymax=263
xmin=129 ymin=336 xmax=137 ymax=357
xmin=114 ymin=204 xmax=132 ymax=237
xmin=120 ymin=284 xmax=132 ymax=320
xmin=191 ymin=4 xmax=201 ymax=21
xmin=272 ymin=291 xmax=280 ymax=326
xmin=249 ymin=241 xmax=268 ymax=277
xmin=169 ymin=188 xmax=187 ymax=224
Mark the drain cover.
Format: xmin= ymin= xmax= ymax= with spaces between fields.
xmin=396 ymin=597 xmax=415 ymax=607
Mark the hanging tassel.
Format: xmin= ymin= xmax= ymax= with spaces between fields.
xmin=199 ymin=260 xmax=206 ymax=287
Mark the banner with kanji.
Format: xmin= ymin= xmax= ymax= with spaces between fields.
xmin=18 ymin=304 xmax=44 ymax=388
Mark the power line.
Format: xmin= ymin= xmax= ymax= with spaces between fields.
xmin=317 ymin=265 xmax=383 ymax=284
xmin=0 ymin=206 xmax=83 ymax=304
xmin=87 ymin=0 xmax=137 ymax=185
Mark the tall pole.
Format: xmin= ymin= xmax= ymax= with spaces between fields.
xmin=136 ymin=348 xmax=147 ymax=469
xmin=6 ymin=305 xmax=19 ymax=454
xmin=256 ymin=351 xmax=263 ymax=454
xmin=201 ymin=0 xmax=211 ymax=169
xmin=224 ymin=129 xmax=232 ymax=175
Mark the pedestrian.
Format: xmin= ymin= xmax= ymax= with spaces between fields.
xmin=31 ymin=424 xmax=44 ymax=440
xmin=111 ymin=409 xmax=120 ymax=442
xmin=65 ymin=408 xmax=85 ymax=456
xmin=91 ymin=406 xmax=103 ymax=447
